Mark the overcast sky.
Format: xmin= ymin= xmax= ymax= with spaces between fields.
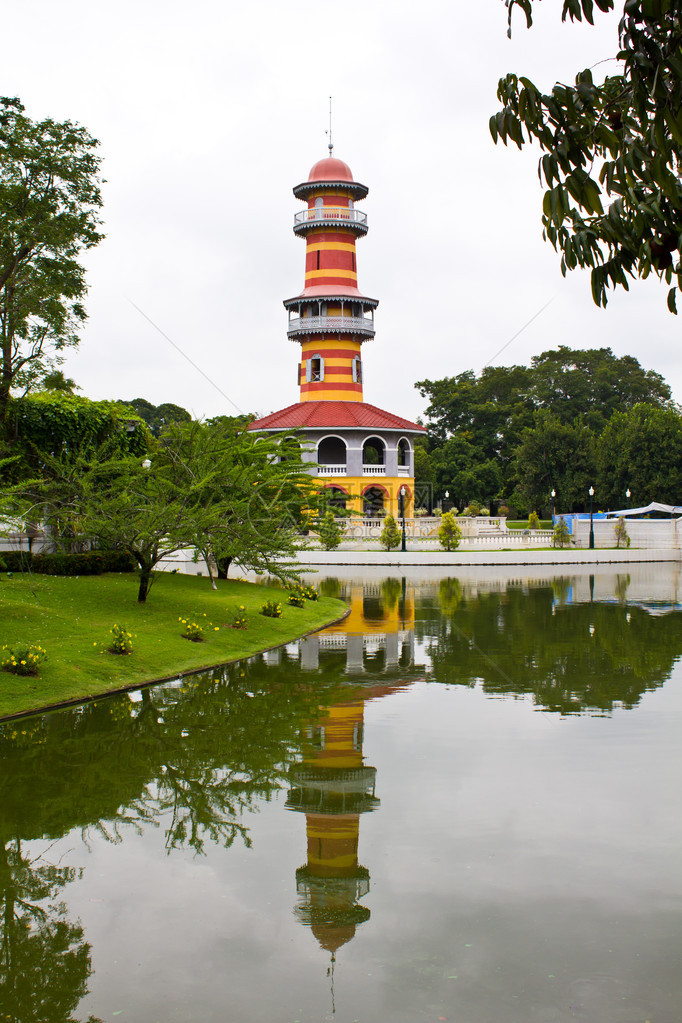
xmin=5 ymin=0 xmax=680 ymax=423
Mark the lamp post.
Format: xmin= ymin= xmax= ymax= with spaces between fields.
xmin=588 ymin=485 xmax=595 ymax=549
xmin=626 ymin=488 xmax=631 ymax=509
xmin=444 ymin=490 xmax=449 ymax=513
xmin=551 ymin=488 xmax=556 ymax=523
xmin=400 ymin=486 xmax=407 ymax=552
xmin=142 ymin=458 xmax=151 ymax=471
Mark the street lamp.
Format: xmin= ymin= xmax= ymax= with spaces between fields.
xmin=588 ymin=485 xmax=595 ymax=549
xmin=551 ymin=488 xmax=556 ymax=522
xmin=444 ymin=490 xmax=449 ymax=513
xmin=626 ymin=488 xmax=631 ymax=508
xmin=142 ymin=458 xmax=151 ymax=470
xmin=400 ymin=485 xmax=407 ymax=552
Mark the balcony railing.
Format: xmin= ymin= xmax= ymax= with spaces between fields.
xmin=287 ymin=315 xmax=375 ymax=336
xmin=318 ymin=465 xmax=347 ymax=476
xmin=294 ymin=207 xmax=368 ymax=229
xmin=363 ymin=465 xmax=386 ymax=475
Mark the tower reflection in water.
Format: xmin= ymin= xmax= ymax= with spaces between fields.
xmin=286 ymin=578 xmax=422 ymax=963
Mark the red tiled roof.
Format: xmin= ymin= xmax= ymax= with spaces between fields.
xmin=248 ymin=401 xmax=426 ymax=433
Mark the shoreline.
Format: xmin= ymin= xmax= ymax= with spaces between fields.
xmin=294 ymin=547 xmax=681 ymax=567
xmin=0 ymin=605 xmax=351 ymax=725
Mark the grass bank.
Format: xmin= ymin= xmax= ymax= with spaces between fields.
xmin=0 ymin=571 xmax=347 ymax=719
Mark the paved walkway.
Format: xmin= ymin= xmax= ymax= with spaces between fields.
xmin=295 ymin=547 xmax=680 ymax=567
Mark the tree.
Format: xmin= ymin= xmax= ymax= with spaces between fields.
xmin=0 ymin=98 xmax=103 ymax=429
xmin=438 ymin=511 xmax=462 ymax=551
xmin=596 ymin=402 xmax=682 ymax=505
xmin=512 ymin=411 xmax=596 ymax=511
xmin=493 ymin=1 xmax=682 ymax=312
xmin=379 ymin=514 xmax=401 ymax=551
xmin=317 ymin=509 xmax=343 ymax=550
xmin=41 ymin=369 xmax=79 ymax=393
xmin=552 ymin=516 xmax=572 ymax=547
xmin=28 ymin=420 xmax=317 ymax=601
xmin=120 ymin=398 xmax=192 ymax=437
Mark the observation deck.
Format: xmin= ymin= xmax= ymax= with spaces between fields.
xmin=293 ymin=206 xmax=368 ymax=236
xmin=287 ymin=314 xmax=375 ymax=339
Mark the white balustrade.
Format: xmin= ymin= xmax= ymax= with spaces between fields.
xmin=287 ymin=315 xmax=374 ymax=334
xmin=362 ymin=465 xmax=386 ymax=475
xmin=318 ymin=465 xmax=347 ymax=476
xmin=294 ymin=206 xmax=368 ymax=227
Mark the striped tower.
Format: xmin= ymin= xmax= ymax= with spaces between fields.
xmin=285 ymin=157 xmax=377 ymax=403
xmin=248 ymin=150 xmax=426 ymax=519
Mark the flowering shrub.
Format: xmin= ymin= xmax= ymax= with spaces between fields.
xmin=109 ymin=625 xmax=133 ymax=655
xmin=261 ymin=600 xmax=282 ymax=618
xmin=1 ymin=643 xmax=47 ymax=676
xmin=289 ymin=583 xmax=319 ymax=602
xmin=230 ymin=605 xmax=248 ymax=629
xmin=288 ymin=592 xmax=305 ymax=608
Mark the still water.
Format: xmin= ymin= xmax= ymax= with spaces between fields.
xmin=1 ymin=565 xmax=681 ymax=1023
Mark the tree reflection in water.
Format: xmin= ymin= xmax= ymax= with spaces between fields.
xmin=0 ymin=570 xmax=681 ymax=1019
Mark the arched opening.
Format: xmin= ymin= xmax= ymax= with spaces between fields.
xmin=397 ymin=437 xmax=411 ymax=467
xmin=317 ymin=436 xmax=347 ymax=466
xmin=279 ymin=436 xmax=301 ymax=463
xmin=362 ymin=436 xmax=385 ymax=466
xmin=363 ymin=486 xmax=386 ymax=517
xmin=323 ymin=485 xmax=348 ymax=511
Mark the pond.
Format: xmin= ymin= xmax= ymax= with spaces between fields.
xmin=1 ymin=564 xmax=681 ymax=1023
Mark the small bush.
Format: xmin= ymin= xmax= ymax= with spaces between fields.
xmin=317 ymin=510 xmax=343 ymax=550
xmin=1 ymin=643 xmax=47 ymax=676
xmin=108 ymin=624 xmax=133 ymax=655
xmin=289 ymin=583 xmax=318 ymax=602
xmin=614 ymin=517 xmax=631 ymax=548
xmin=552 ymin=517 xmax=572 ymax=549
xmin=528 ymin=511 xmax=540 ymax=530
xmin=379 ymin=514 xmax=401 ymax=551
xmin=230 ymin=605 xmax=248 ymax=629
xmin=261 ymin=600 xmax=283 ymax=618
xmin=438 ymin=511 xmax=462 ymax=551
xmin=0 ymin=550 xmax=135 ymax=575
xmin=497 ymin=505 xmax=510 ymax=516
xmin=288 ymin=592 xmax=305 ymax=607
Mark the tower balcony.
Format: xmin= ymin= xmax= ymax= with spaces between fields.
xmin=287 ymin=314 xmax=375 ymax=339
xmin=293 ymin=206 xmax=368 ymax=236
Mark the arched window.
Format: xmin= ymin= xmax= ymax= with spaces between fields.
xmin=362 ymin=436 xmax=385 ymax=465
xmin=317 ymin=436 xmax=347 ymax=465
xmin=397 ymin=437 xmax=411 ymax=467
xmin=363 ymin=486 xmax=386 ymax=516
xmin=352 ymin=356 xmax=362 ymax=384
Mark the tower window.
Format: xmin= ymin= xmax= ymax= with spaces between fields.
xmin=307 ymin=355 xmax=324 ymax=382
xmin=352 ymin=252 xmax=356 ymax=272
xmin=316 ymin=249 xmax=320 ymax=270
xmin=352 ymin=355 xmax=362 ymax=384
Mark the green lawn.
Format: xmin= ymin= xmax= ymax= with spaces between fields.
xmin=0 ymin=571 xmax=347 ymax=719
xmin=506 ymin=520 xmax=553 ymax=530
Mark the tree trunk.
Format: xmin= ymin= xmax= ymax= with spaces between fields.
xmin=137 ymin=565 xmax=152 ymax=602
xmin=217 ymin=556 xmax=233 ymax=580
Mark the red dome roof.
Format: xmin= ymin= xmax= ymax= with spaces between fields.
xmin=308 ymin=156 xmax=354 ymax=182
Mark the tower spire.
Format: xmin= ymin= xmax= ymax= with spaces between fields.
xmin=326 ymin=96 xmax=333 ymax=155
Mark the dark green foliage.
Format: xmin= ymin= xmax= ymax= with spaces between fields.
xmin=416 ymin=347 xmax=670 ymax=509
xmin=597 ymin=402 xmax=682 ymax=506
xmin=7 ymin=393 xmax=148 ymax=467
xmin=494 ymin=1 xmax=682 ymax=311
xmin=0 ymin=549 xmax=134 ymax=574
xmin=512 ymin=412 xmax=597 ymax=512
xmin=120 ymin=398 xmax=192 ymax=437
xmin=0 ymin=97 xmax=103 ymax=420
